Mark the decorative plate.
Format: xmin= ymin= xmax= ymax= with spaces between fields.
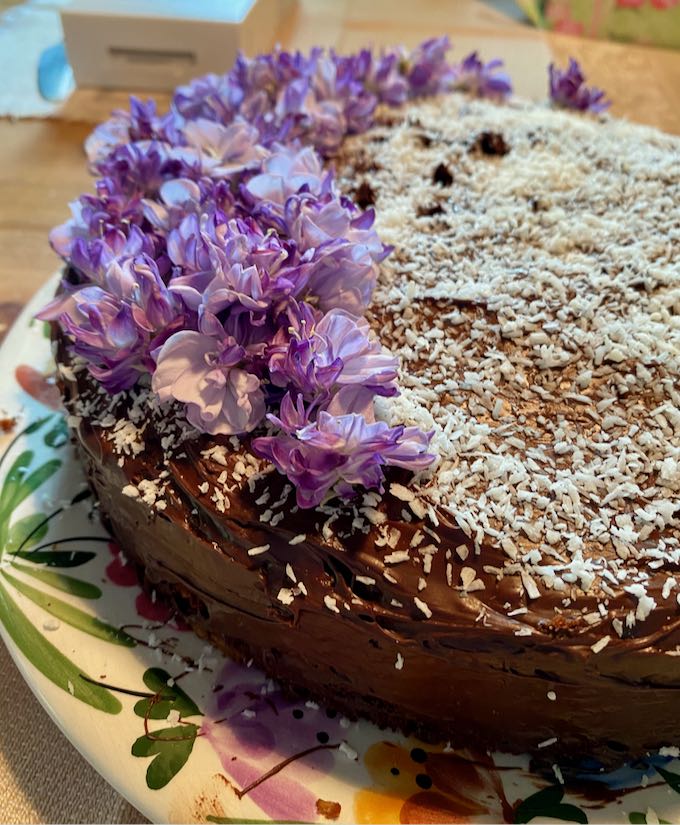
xmin=1 ymin=275 xmax=680 ymax=825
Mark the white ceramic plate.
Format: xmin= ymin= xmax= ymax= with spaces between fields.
xmin=1 ymin=275 xmax=680 ymax=825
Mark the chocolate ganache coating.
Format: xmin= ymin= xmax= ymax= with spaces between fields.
xmin=54 ymin=91 xmax=680 ymax=767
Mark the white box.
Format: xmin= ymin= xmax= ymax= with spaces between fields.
xmin=61 ymin=0 xmax=293 ymax=92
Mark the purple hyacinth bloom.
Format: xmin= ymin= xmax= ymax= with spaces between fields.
xmin=94 ymin=140 xmax=169 ymax=196
xmin=407 ymin=36 xmax=456 ymax=96
xmin=549 ymin=58 xmax=611 ymax=113
xmin=453 ymin=52 xmax=512 ymax=100
xmin=244 ymin=146 xmax=327 ymax=208
xmin=288 ymin=201 xmax=387 ymax=315
xmin=152 ymin=330 xmax=265 ymax=435
xmin=49 ymin=180 xmax=145 ymax=259
xmin=268 ymin=304 xmax=398 ymax=401
xmin=371 ymin=51 xmax=410 ymax=105
xmin=142 ymin=178 xmax=203 ymax=232
xmin=173 ymin=71 xmax=242 ymax=123
xmin=68 ymin=224 xmax=155 ymax=284
xmin=252 ymin=394 xmax=434 ymax=508
xmin=174 ymin=118 xmax=267 ymax=178
xmin=38 ymin=255 xmax=182 ymax=391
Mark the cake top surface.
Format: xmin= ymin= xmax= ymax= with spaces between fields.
xmin=335 ymin=94 xmax=680 ymax=625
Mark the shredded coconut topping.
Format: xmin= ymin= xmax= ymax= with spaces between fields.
xmin=337 ymin=93 xmax=680 ymax=628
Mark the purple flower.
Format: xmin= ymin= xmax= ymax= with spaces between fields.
xmin=407 ymin=36 xmax=456 ymax=96
xmin=253 ymin=393 xmax=434 ymax=508
xmin=67 ymin=225 xmax=154 ymax=284
xmin=173 ymin=72 xmax=242 ymax=123
xmin=85 ymin=112 xmax=134 ymax=168
xmin=244 ymin=145 xmax=327 ymax=209
xmin=175 ymin=118 xmax=268 ymax=178
xmin=38 ymin=255 xmax=182 ymax=391
xmin=85 ymin=97 xmax=185 ymax=169
xmin=167 ymin=214 xmax=310 ymax=318
xmin=288 ymin=201 xmax=387 ymax=315
xmin=452 ymin=52 xmax=512 ymax=100
xmin=49 ymin=180 xmax=145 ymax=259
xmin=370 ymin=51 xmax=410 ymax=105
xmin=94 ymin=141 xmax=169 ymax=196
xmin=142 ymin=178 xmax=203 ymax=232
xmin=200 ymin=262 xmax=272 ymax=327
xmin=152 ymin=330 xmax=265 ymax=434
xmin=168 ymin=42 xmax=461 ymax=155
xmin=268 ymin=303 xmax=398 ymax=401
xmin=42 ymin=39 xmax=453 ymax=499
xmin=549 ymin=58 xmax=611 ymax=113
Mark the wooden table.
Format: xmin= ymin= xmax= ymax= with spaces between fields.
xmin=1 ymin=1 xmax=679 ymax=822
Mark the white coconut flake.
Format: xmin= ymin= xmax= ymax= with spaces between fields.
xmin=324 ymin=595 xmax=340 ymax=613
xmin=390 ymin=482 xmax=415 ymax=502
xmin=414 ymin=597 xmax=432 ymax=618
xmin=591 ymin=635 xmax=611 ymax=654
xmin=277 ymin=588 xmax=295 ymax=605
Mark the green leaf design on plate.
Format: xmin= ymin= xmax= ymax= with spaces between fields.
xmin=2 ymin=570 xmax=134 ymax=646
xmin=14 ymin=459 xmax=62 ymax=509
xmin=11 ymin=561 xmax=102 ymax=599
xmin=0 ymin=455 xmax=61 ymax=550
xmin=23 ymin=417 xmax=51 ymax=436
xmin=134 ymin=668 xmax=202 ymax=720
xmin=655 ymin=765 xmax=680 ymax=794
xmin=629 ymin=813 xmax=671 ymax=824
xmin=514 ymin=785 xmax=588 ymax=824
xmin=0 ymin=580 xmax=121 ymax=713
xmin=132 ymin=723 xmax=199 ymax=789
xmin=14 ymin=549 xmax=97 ymax=567
xmin=5 ymin=513 xmax=49 ymax=553
xmin=43 ymin=417 xmax=68 ymax=448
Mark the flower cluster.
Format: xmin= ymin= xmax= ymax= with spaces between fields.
xmin=83 ymin=38 xmax=512 ymax=163
xmin=548 ymin=58 xmax=611 ymax=113
xmin=39 ymin=39 xmax=514 ymax=506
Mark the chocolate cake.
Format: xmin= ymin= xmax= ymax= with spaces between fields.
xmin=44 ymin=44 xmax=680 ymax=769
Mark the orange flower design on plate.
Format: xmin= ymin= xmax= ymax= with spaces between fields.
xmin=355 ymin=741 xmax=512 ymax=824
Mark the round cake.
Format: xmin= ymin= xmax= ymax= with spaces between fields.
xmin=43 ymin=42 xmax=680 ymax=769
